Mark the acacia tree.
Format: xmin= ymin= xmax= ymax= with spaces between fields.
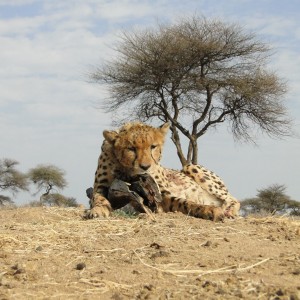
xmin=241 ymin=184 xmax=299 ymax=215
xmin=28 ymin=165 xmax=67 ymax=203
xmin=0 ymin=158 xmax=28 ymax=205
xmin=91 ymin=16 xmax=291 ymax=166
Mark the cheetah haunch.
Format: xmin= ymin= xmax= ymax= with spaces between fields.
xmin=86 ymin=122 xmax=240 ymax=221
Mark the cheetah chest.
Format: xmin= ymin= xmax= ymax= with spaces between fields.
xmin=151 ymin=169 xmax=192 ymax=200
xmin=166 ymin=171 xmax=202 ymax=198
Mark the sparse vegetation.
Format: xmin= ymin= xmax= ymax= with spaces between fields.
xmin=0 ymin=159 xmax=78 ymax=207
xmin=0 ymin=207 xmax=299 ymax=299
xmin=0 ymin=195 xmax=14 ymax=206
xmin=0 ymin=158 xmax=28 ymax=205
xmin=42 ymin=193 xmax=78 ymax=207
xmin=241 ymin=184 xmax=300 ymax=216
xmin=28 ymin=164 xmax=67 ymax=203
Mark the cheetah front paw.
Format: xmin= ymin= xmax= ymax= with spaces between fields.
xmin=85 ymin=206 xmax=111 ymax=219
xmin=193 ymin=205 xmax=224 ymax=222
xmin=211 ymin=206 xmax=225 ymax=222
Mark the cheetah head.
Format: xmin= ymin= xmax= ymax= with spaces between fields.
xmin=103 ymin=122 xmax=170 ymax=175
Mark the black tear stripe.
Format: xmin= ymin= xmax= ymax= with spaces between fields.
xmin=151 ymin=149 xmax=159 ymax=164
xmin=131 ymin=150 xmax=137 ymax=167
xmin=151 ymin=151 xmax=155 ymax=163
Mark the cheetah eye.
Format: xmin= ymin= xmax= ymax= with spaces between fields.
xmin=127 ymin=146 xmax=136 ymax=152
xmin=151 ymin=145 xmax=157 ymax=150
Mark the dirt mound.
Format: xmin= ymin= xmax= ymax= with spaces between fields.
xmin=0 ymin=207 xmax=299 ymax=299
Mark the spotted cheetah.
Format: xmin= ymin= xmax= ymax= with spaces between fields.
xmin=86 ymin=122 xmax=240 ymax=221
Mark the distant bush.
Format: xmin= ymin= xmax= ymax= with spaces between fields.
xmin=0 ymin=158 xmax=28 ymax=205
xmin=26 ymin=194 xmax=78 ymax=207
xmin=42 ymin=193 xmax=78 ymax=207
xmin=0 ymin=195 xmax=13 ymax=206
xmin=241 ymin=184 xmax=300 ymax=216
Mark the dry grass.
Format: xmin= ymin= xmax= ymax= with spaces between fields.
xmin=0 ymin=206 xmax=299 ymax=299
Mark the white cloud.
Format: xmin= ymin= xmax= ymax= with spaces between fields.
xmin=243 ymin=15 xmax=297 ymax=38
xmin=93 ymin=1 xmax=153 ymax=20
xmin=0 ymin=0 xmax=37 ymax=5
xmin=0 ymin=16 xmax=44 ymax=36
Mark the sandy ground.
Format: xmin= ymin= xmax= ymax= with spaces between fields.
xmin=0 ymin=206 xmax=299 ymax=300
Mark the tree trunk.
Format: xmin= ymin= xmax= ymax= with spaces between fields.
xmin=187 ymin=141 xmax=193 ymax=164
xmin=40 ymin=192 xmax=48 ymax=204
xmin=187 ymin=137 xmax=198 ymax=165
xmin=170 ymin=126 xmax=188 ymax=167
xmin=191 ymin=140 xmax=198 ymax=165
xmin=39 ymin=184 xmax=52 ymax=204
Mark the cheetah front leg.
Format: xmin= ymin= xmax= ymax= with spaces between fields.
xmin=86 ymin=173 xmax=113 ymax=218
xmin=84 ymin=188 xmax=112 ymax=219
xmin=86 ymin=192 xmax=112 ymax=218
xmin=182 ymin=164 xmax=240 ymax=217
xmin=86 ymin=147 xmax=116 ymax=219
xmin=161 ymin=192 xmax=224 ymax=222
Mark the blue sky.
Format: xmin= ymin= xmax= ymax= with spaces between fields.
xmin=0 ymin=0 xmax=299 ymax=206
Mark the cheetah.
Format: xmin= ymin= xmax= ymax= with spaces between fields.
xmin=86 ymin=122 xmax=240 ymax=221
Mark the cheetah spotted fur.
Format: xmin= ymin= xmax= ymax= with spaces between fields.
xmin=87 ymin=122 xmax=240 ymax=221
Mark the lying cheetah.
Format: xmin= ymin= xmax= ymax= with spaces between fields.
xmin=86 ymin=122 xmax=240 ymax=221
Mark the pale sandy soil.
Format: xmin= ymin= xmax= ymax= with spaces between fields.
xmin=0 ymin=207 xmax=299 ymax=299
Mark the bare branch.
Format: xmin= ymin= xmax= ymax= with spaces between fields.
xmin=90 ymin=16 xmax=292 ymax=166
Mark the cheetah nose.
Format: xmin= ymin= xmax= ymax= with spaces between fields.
xmin=140 ymin=164 xmax=151 ymax=171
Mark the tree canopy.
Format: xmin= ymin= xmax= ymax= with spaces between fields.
xmin=0 ymin=158 xmax=28 ymax=205
xmin=241 ymin=184 xmax=300 ymax=216
xmin=92 ymin=16 xmax=291 ymax=166
xmin=28 ymin=164 xmax=67 ymax=202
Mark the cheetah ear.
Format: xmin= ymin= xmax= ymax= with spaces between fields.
xmin=159 ymin=122 xmax=170 ymax=135
xmin=103 ymin=130 xmax=118 ymax=144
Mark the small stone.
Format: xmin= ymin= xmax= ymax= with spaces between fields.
xmin=197 ymin=263 xmax=207 ymax=267
xmin=202 ymin=281 xmax=211 ymax=288
xmin=11 ymin=264 xmax=25 ymax=274
xmin=76 ymin=263 xmax=86 ymax=270
xmin=144 ymin=284 xmax=154 ymax=291
xmin=276 ymin=289 xmax=284 ymax=296
xmin=150 ymin=242 xmax=162 ymax=249
xmin=292 ymin=269 xmax=300 ymax=275
xmin=202 ymin=240 xmax=212 ymax=247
